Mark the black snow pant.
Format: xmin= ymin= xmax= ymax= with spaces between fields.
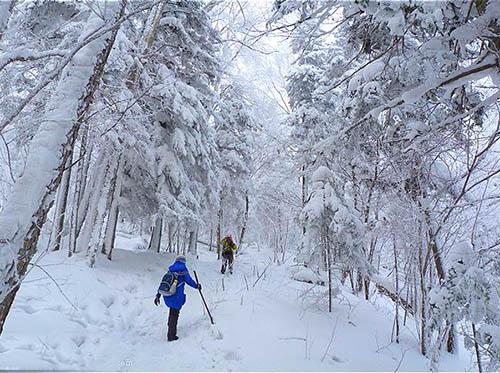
xmin=221 ymin=250 xmax=234 ymax=274
xmin=167 ymin=308 xmax=180 ymax=341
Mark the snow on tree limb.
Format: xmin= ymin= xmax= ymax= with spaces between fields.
xmin=0 ymin=49 xmax=68 ymax=73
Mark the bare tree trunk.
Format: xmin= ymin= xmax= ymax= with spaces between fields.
xmin=53 ymin=155 xmax=73 ymax=251
xmin=326 ymin=241 xmax=332 ymax=313
xmin=182 ymin=227 xmax=187 ymax=255
xmin=347 ymin=269 xmax=354 ymax=292
xmin=363 ymin=238 xmax=377 ymax=301
xmin=194 ymin=226 xmax=199 ymax=254
xmin=301 ymin=165 xmax=308 ymax=234
xmin=176 ymin=222 xmax=180 ymax=254
xmin=187 ymin=228 xmax=196 ymax=255
xmin=393 ymin=238 xmax=400 ymax=343
xmin=77 ymin=145 xmax=101 ymax=240
xmin=428 ymin=223 xmax=455 ymax=354
xmin=209 ymin=227 xmax=213 ymax=252
xmin=419 ymin=247 xmax=428 ymax=356
xmin=356 ymin=271 xmax=363 ymax=294
xmin=0 ymin=2 xmax=125 ymax=335
xmin=321 ymin=183 xmax=332 ymax=312
xmin=127 ymin=1 xmax=164 ymax=89
xmin=148 ymin=216 xmax=162 ymax=253
xmin=472 ymin=322 xmax=482 ymax=373
xmin=70 ymin=124 xmax=90 ymax=254
xmin=216 ymin=204 xmax=222 ymax=260
xmin=167 ymin=221 xmax=175 ymax=253
xmin=105 ymin=207 xmax=119 ymax=261
xmin=102 ymin=156 xmax=123 ymax=259
xmin=83 ymin=157 xmax=111 ymax=267
xmin=239 ymin=192 xmax=249 ymax=250
xmin=363 ymin=278 xmax=370 ymax=300
xmin=403 ymin=271 xmax=410 ymax=326
xmin=281 ymin=220 xmax=289 ymax=264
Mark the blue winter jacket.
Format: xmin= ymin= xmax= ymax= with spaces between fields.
xmin=158 ymin=260 xmax=198 ymax=310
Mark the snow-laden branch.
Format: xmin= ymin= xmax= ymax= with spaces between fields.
xmin=0 ymin=49 xmax=67 ymax=73
xmin=370 ymin=55 xmax=499 ymax=118
xmin=317 ymin=56 xmax=500 ymax=147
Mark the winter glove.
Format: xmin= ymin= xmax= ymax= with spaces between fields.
xmin=154 ymin=293 xmax=161 ymax=306
xmin=197 ymin=283 xmax=202 ymax=290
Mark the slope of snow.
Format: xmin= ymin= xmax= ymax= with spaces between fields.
xmin=0 ymin=238 xmax=473 ymax=371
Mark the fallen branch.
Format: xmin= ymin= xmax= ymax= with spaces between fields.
xmin=28 ymin=263 xmax=78 ymax=311
xmin=375 ymin=283 xmax=414 ymax=316
xmin=252 ymin=261 xmax=271 ymax=288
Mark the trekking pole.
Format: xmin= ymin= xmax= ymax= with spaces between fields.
xmin=193 ymin=271 xmax=214 ymax=325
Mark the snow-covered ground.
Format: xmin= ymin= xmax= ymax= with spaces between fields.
xmin=0 ymin=237 xmax=473 ymax=371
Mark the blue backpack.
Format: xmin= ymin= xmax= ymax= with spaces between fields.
xmin=158 ymin=271 xmax=178 ymax=296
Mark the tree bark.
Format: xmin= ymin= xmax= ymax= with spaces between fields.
xmin=70 ymin=124 xmax=91 ymax=254
xmin=472 ymin=322 xmax=482 ymax=372
xmin=427 ymin=218 xmax=455 ymax=354
xmin=375 ymin=283 xmax=414 ymax=316
xmin=82 ymin=156 xmax=111 ymax=267
xmin=208 ymin=227 xmax=213 ymax=252
xmin=216 ymin=202 xmax=222 ymax=260
xmin=0 ymin=1 xmax=126 ymax=335
xmin=239 ymin=192 xmax=249 ymax=250
xmin=419 ymin=242 xmax=428 ymax=356
xmin=126 ymin=1 xmax=164 ymax=90
xmin=148 ymin=216 xmax=163 ymax=253
xmin=102 ymin=156 xmax=123 ymax=259
xmin=53 ymin=155 xmax=73 ymax=251
xmin=187 ymin=229 xmax=196 ymax=255
xmin=167 ymin=221 xmax=175 ymax=253
xmin=76 ymin=144 xmax=102 ymax=241
xmin=393 ymin=238 xmax=400 ymax=343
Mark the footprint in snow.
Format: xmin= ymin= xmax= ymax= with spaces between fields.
xmin=16 ymin=304 xmax=38 ymax=314
xmin=224 ymin=350 xmax=242 ymax=361
xmin=210 ymin=328 xmax=224 ymax=340
xmin=44 ymin=305 xmax=64 ymax=312
xmin=124 ymin=283 xmax=138 ymax=294
xmin=71 ymin=335 xmax=86 ymax=348
xmin=100 ymin=295 xmax=115 ymax=309
xmin=331 ymin=355 xmax=344 ymax=363
xmin=16 ymin=343 xmax=35 ymax=351
xmin=68 ymin=314 xmax=88 ymax=329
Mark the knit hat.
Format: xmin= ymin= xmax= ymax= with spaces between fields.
xmin=175 ymin=255 xmax=186 ymax=263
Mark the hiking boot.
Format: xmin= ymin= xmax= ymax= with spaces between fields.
xmin=168 ymin=336 xmax=179 ymax=342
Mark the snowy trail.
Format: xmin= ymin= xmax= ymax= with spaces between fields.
xmin=0 ymin=238 xmax=472 ymax=371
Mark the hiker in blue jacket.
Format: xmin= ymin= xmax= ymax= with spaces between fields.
xmin=154 ymin=255 xmax=201 ymax=341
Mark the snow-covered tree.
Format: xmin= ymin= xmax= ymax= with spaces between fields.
xmin=271 ymin=0 xmax=500 ymax=364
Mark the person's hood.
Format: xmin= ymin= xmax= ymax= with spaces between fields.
xmin=169 ymin=260 xmax=187 ymax=274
